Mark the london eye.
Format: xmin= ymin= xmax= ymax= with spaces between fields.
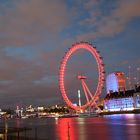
xmin=59 ymin=42 xmax=105 ymax=111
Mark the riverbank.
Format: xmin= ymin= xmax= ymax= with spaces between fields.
xmin=99 ymin=109 xmax=140 ymax=116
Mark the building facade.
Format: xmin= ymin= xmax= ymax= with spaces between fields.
xmin=104 ymin=88 xmax=140 ymax=112
xmin=106 ymin=72 xmax=126 ymax=94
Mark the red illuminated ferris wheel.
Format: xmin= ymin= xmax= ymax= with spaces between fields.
xmin=59 ymin=42 xmax=105 ymax=111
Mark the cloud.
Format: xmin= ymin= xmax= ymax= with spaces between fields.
xmin=77 ymin=0 xmax=140 ymax=40
xmin=84 ymin=0 xmax=99 ymax=10
xmin=0 ymin=0 xmax=139 ymax=107
xmin=0 ymin=51 xmax=46 ymax=81
xmin=0 ymin=50 xmax=63 ymax=106
xmin=0 ymin=0 xmax=69 ymax=47
xmin=98 ymin=0 xmax=140 ymax=36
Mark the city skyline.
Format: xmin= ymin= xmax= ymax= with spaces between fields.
xmin=0 ymin=0 xmax=140 ymax=108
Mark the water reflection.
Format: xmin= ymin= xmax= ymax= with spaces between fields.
xmin=105 ymin=114 xmax=140 ymax=140
xmin=77 ymin=118 xmax=86 ymax=140
xmin=1 ymin=114 xmax=140 ymax=140
xmin=108 ymin=119 xmax=127 ymax=140
xmin=81 ymin=118 xmax=110 ymax=140
xmin=125 ymin=114 xmax=140 ymax=140
xmin=56 ymin=118 xmax=77 ymax=140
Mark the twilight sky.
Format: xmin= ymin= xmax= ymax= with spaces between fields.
xmin=0 ymin=0 xmax=140 ymax=108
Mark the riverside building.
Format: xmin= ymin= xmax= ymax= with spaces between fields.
xmin=104 ymin=72 xmax=140 ymax=112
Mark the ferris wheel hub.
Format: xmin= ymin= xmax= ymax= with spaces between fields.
xmin=77 ymin=75 xmax=87 ymax=80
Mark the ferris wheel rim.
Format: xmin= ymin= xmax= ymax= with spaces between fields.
xmin=59 ymin=42 xmax=105 ymax=110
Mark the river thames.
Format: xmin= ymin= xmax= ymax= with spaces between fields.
xmin=1 ymin=114 xmax=140 ymax=140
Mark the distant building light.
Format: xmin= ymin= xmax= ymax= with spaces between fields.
xmin=37 ymin=107 xmax=44 ymax=111
xmin=73 ymin=103 xmax=77 ymax=106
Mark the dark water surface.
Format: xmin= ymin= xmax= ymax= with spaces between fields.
xmin=1 ymin=114 xmax=140 ymax=140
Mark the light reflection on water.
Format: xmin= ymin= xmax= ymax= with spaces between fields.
xmin=56 ymin=118 xmax=78 ymax=140
xmin=0 ymin=114 xmax=140 ymax=140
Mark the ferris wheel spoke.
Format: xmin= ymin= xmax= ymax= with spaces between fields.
xmin=82 ymin=80 xmax=93 ymax=99
xmin=81 ymin=80 xmax=90 ymax=104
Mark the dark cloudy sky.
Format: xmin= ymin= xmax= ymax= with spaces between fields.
xmin=0 ymin=0 xmax=140 ymax=108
